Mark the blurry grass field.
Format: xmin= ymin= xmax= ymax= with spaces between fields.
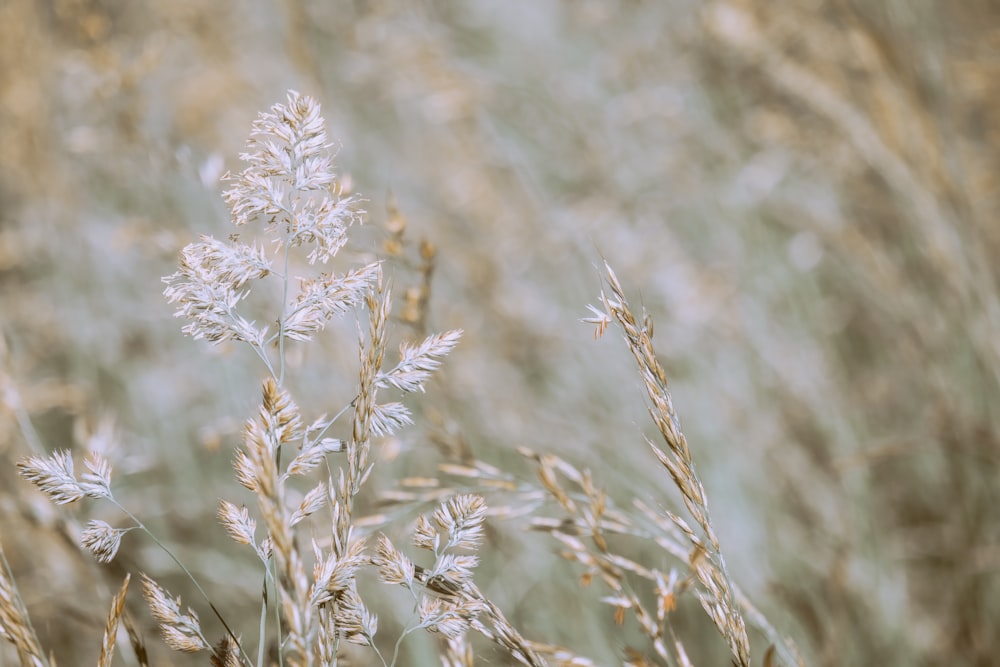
xmin=2 ymin=1 xmax=999 ymax=665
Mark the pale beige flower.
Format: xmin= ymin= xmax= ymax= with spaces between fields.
xmin=289 ymin=483 xmax=327 ymax=527
xmin=17 ymin=450 xmax=113 ymax=505
xmin=141 ymin=574 xmax=209 ymax=653
xmin=434 ymin=494 xmax=487 ymax=551
xmin=162 ymin=239 xmax=267 ymax=345
xmin=310 ymin=537 xmax=368 ymax=605
xmin=217 ymin=500 xmax=258 ymax=548
xmin=222 ymin=90 xmax=363 ymax=264
xmin=81 ymin=520 xmax=127 ymax=563
xmin=372 ymin=533 xmax=415 ymax=589
xmin=377 ymin=329 xmax=464 ymax=394
xmin=369 ymin=402 xmax=414 ymax=437
xmin=282 ymin=263 xmax=381 ymax=341
xmin=332 ymin=586 xmax=377 ymax=646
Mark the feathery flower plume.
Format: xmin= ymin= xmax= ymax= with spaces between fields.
xmin=81 ymin=520 xmax=128 ymax=564
xmin=222 ymin=90 xmax=363 ymax=263
xmin=17 ymin=450 xmax=114 ymax=505
xmin=378 ymin=329 xmax=464 ymax=394
xmin=141 ymin=574 xmax=210 ymax=653
xmin=158 ymin=91 xmax=461 ymax=666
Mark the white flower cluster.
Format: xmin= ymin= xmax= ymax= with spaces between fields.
xmin=163 ymin=91 xmax=375 ymax=352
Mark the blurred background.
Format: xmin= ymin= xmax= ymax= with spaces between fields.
xmin=1 ymin=0 xmax=998 ymax=665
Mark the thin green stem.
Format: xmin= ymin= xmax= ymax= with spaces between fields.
xmin=311 ymin=396 xmax=357 ymax=446
xmin=370 ymin=638 xmax=389 ymax=667
xmin=388 ymin=625 xmax=419 ymax=667
xmin=384 ymin=598 xmax=423 ymax=667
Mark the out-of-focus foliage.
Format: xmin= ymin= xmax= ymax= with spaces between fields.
xmin=1 ymin=0 xmax=998 ymax=664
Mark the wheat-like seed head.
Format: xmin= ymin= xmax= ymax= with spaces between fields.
xmin=209 ymin=635 xmax=243 ymax=667
xmin=98 ymin=574 xmax=130 ymax=667
xmin=17 ymin=451 xmax=113 ymax=505
xmin=80 ymin=520 xmax=127 ymax=564
xmin=0 ymin=544 xmax=48 ymax=667
xmin=141 ymin=574 xmax=209 ymax=653
xmin=371 ymin=533 xmax=416 ymax=589
xmin=310 ymin=537 xmax=368 ymax=606
xmin=589 ymin=260 xmax=752 ymax=666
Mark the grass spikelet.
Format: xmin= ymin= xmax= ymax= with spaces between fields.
xmin=591 ymin=260 xmax=751 ymax=665
xmin=98 ymin=573 xmax=130 ymax=667
xmin=141 ymin=574 xmax=210 ymax=653
xmin=0 ymin=544 xmax=48 ymax=667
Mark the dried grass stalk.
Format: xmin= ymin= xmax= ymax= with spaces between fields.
xmin=0 ymin=544 xmax=48 ymax=667
xmin=141 ymin=574 xmax=210 ymax=654
xmin=587 ymin=261 xmax=751 ymax=665
xmin=98 ymin=573 xmax=130 ymax=667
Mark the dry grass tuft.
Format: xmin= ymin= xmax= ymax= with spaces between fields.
xmin=4 ymin=6 xmax=998 ymax=660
